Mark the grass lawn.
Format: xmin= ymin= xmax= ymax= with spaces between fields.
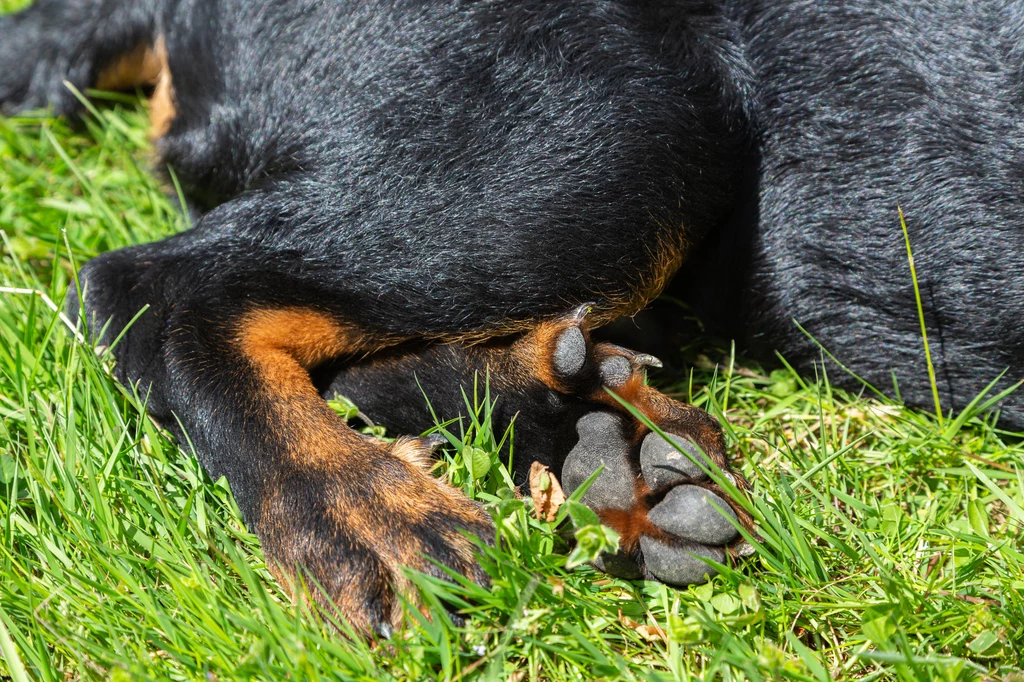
xmin=1 ymin=67 xmax=1023 ymax=682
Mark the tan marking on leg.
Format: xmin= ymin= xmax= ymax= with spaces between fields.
xmin=95 ymin=41 xmax=165 ymax=91
xmin=237 ymin=308 xmax=361 ymax=383
xmin=234 ymin=308 xmax=489 ymax=633
xmin=517 ymin=323 xmax=573 ymax=393
xmin=235 ymin=307 xmax=376 ymax=468
xmin=390 ymin=436 xmax=435 ymax=470
xmin=94 ymin=37 xmax=176 ymax=140
xmin=500 ymin=307 xmax=593 ymax=394
xmin=147 ymin=38 xmax=176 ymax=140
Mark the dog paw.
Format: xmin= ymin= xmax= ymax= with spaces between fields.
xmin=258 ymin=437 xmax=493 ymax=635
xmin=535 ymin=308 xmax=752 ymax=586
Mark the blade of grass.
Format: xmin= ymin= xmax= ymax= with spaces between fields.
xmin=899 ymin=206 xmax=943 ymax=428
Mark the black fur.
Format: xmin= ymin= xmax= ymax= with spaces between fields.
xmin=3 ymin=0 xmax=1023 ymax=631
xmin=741 ymin=1 xmax=1024 ymax=427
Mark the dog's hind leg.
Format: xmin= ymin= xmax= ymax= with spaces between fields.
xmin=320 ymin=309 xmax=754 ymax=587
xmin=0 ymin=0 xmax=162 ymax=116
xmin=57 ymin=0 xmax=758 ymax=620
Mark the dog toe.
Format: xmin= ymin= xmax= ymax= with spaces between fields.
xmin=639 ymin=431 xmax=710 ymax=489
xmin=561 ymin=412 xmax=637 ymax=511
xmin=647 ymin=485 xmax=739 ymax=546
xmin=639 ymin=538 xmax=725 ymax=586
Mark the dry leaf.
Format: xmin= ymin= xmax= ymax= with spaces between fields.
xmin=529 ymin=461 xmax=565 ymax=522
xmin=618 ymin=609 xmax=667 ymax=642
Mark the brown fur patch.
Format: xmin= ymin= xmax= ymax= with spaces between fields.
xmin=390 ymin=436 xmax=435 ymax=470
xmin=238 ymin=307 xmax=357 ymax=379
xmin=94 ymin=37 xmax=175 ymax=140
xmin=95 ymin=41 xmax=165 ymax=91
xmin=598 ymin=507 xmax=656 ymax=553
xmin=507 ymin=307 xmax=592 ymax=393
xmin=147 ymin=38 xmax=175 ymax=140
xmin=235 ymin=307 xmax=371 ymax=469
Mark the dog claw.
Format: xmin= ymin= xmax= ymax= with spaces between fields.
xmin=733 ymin=541 xmax=756 ymax=557
xmin=420 ymin=432 xmax=448 ymax=452
xmin=569 ymin=302 xmax=595 ymax=323
xmin=631 ymin=353 xmax=662 ymax=370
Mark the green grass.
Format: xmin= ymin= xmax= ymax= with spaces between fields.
xmin=1 ymin=83 xmax=1023 ymax=681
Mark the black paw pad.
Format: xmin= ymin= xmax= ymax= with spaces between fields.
xmin=561 ymin=412 xmax=636 ymax=511
xmin=647 ymin=486 xmax=738 ymax=546
xmin=553 ymin=326 xmax=588 ymax=378
xmin=639 ymin=431 xmax=709 ymax=488
xmin=639 ymin=539 xmax=724 ymax=585
xmin=560 ymin=412 xmax=741 ymax=587
xmin=599 ymin=356 xmax=632 ymax=387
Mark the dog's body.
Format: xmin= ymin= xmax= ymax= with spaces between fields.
xmin=2 ymin=0 xmax=1021 ymax=632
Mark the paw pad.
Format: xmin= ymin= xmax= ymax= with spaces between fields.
xmin=640 ymin=431 xmax=710 ymax=488
xmin=599 ymin=356 xmax=632 ymax=387
xmin=553 ymin=326 xmax=588 ymax=377
xmin=534 ymin=306 xmax=747 ymax=588
xmin=639 ymin=539 xmax=725 ymax=586
xmin=593 ymin=549 xmax=643 ymax=580
xmin=647 ymin=485 xmax=738 ymax=546
xmin=561 ymin=412 xmax=635 ymax=511
xmin=561 ymin=412 xmax=743 ymax=587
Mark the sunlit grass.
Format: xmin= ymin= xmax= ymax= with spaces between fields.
xmin=0 ymin=92 xmax=1022 ymax=680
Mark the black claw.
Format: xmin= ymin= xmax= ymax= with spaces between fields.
xmin=421 ymin=432 xmax=448 ymax=452
xmin=631 ymin=353 xmax=662 ymax=370
xmin=734 ymin=540 xmax=756 ymax=557
xmin=568 ymin=302 xmax=595 ymax=323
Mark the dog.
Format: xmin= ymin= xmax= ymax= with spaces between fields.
xmin=3 ymin=0 xmax=1021 ymax=635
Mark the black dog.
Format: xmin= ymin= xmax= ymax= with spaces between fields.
xmin=2 ymin=0 xmax=1020 ymax=634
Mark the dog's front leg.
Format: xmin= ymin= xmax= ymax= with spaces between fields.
xmin=70 ymin=229 xmax=493 ymax=636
